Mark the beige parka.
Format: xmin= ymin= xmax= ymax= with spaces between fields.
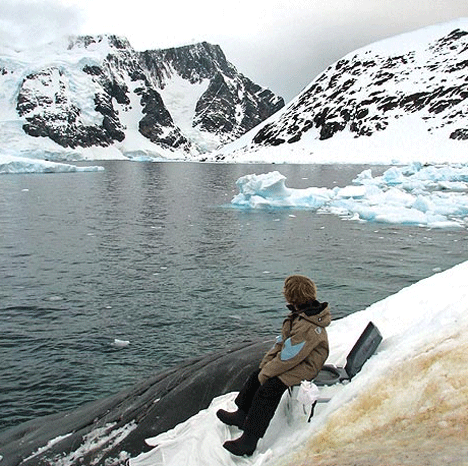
xmin=258 ymin=301 xmax=332 ymax=387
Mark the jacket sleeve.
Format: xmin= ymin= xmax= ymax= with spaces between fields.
xmin=258 ymin=327 xmax=320 ymax=384
xmin=259 ymin=335 xmax=283 ymax=369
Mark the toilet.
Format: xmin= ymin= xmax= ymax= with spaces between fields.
xmin=313 ymin=321 xmax=383 ymax=386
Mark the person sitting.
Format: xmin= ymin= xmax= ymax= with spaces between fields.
xmin=217 ymin=274 xmax=332 ymax=456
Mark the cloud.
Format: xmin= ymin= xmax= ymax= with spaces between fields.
xmin=2 ymin=0 xmax=467 ymax=101
xmin=217 ymin=0 xmax=468 ymax=100
xmin=0 ymin=0 xmax=84 ymax=50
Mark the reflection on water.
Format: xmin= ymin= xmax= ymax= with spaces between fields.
xmin=1 ymin=161 xmax=467 ymax=430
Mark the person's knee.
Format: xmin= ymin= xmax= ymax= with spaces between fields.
xmin=257 ymin=377 xmax=287 ymax=399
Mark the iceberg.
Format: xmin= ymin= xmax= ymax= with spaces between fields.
xmin=231 ymin=164 xmax=468 ymax=228
xmin=0 ymin=155 xmax=104 ymax=175
xmin=231 ymin=170 xmax=333 ymax=210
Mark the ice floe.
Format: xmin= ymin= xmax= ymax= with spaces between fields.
xmin=231 ymin=163 xmax=468 ymax=228
xmin=0 ymin=155 xmax=104 ymax=175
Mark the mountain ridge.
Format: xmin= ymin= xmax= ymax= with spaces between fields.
xmin=0 ymin=35 xmax=284 ymax=161
xmin=212 ymin=18 xmax=468 ymax=164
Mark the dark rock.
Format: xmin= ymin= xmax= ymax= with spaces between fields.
xmin=450 ymin=128 xmax=468 ymax=140
xmin=17 ymin=65 xmax=127 ymax=149
xmin=320 ymin=121 xmax=346 ymax=140
xmin=137 ymin=87 xmax=189 ymax=149
xmin=143 ymin=42 xmax=284 ymax=143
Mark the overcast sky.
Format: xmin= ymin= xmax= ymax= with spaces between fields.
xmin=2 ymin=0 xmax=468 ymax=101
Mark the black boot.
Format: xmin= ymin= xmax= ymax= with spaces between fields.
xmin=216 ymin=409 xmax=246 ymax=429
xmin=223 ymin=431 xmax=259 ymax=457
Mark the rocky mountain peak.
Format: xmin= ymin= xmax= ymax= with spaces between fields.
xmin=140 ymin=41 xmax=236 ymax=88
xmin=67 ymin=34 xmax=133 ymax=51
xmin=4 ymin=36 xmax=284 ymax=158
xmin=215 ymin=20 xmax=468 ymax=162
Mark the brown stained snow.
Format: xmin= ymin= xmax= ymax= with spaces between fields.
xmin=284 ymin=335 xmax=468 ymax=466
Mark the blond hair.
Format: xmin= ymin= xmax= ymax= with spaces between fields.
xmin=283 ymin=275 xmax=317 ymax=306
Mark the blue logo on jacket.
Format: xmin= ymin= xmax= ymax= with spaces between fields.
xmin=280 ymin=338 xmax=305 ymax=361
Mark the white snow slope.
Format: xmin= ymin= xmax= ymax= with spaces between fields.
xmin=213 ymin=19 xmax=468 ymax=164
xmin=129 ymin=260 xmax=468 ymax=466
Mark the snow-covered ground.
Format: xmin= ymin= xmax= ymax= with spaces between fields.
xmin=212 ymin=123 xmax=468 ymax=165
xmin=2 ymin=19 xmax=468 ymax=167
xmin=0 ymin=36 xmax=200 ymax=163
xmin=130 ymin=260 xmax=468 ymax=466
xmin=231 ymin=163 xmax=468 ymax=228
xmin=1 ymin=20 xmax=468 ymax=166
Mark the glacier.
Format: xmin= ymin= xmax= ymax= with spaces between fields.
xmin=129 ymin=260 xmax=468 ymax=465
xmin=231 ymin=163 xmax=468 ymax=228
xmin=2 ymin=20 xmax=468 ymax=166
xmin=0 ymin=155 xmax=104 ymax=174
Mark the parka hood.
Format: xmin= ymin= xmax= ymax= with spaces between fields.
xmin=287 ymin=300 xmax=331 ymax=328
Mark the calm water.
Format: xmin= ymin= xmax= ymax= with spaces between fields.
xmin=1 ymin=161 xmax=467 ymax=431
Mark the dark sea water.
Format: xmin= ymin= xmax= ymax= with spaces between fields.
xmin=1 ymin=161 xmax=467 ymax=432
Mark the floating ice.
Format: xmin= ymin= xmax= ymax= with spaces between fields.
xmin=44 ymin=295 xmax=64 ymax=302
xmin=0 ymin=155 xmax=104 ymax=175
xmin=232 ymin=171 xmax=332 ymax=210
xmin=112 ymin=339 xmax=130 ymax=348
xmin=231 ymin=164 xmax=468 ymax=228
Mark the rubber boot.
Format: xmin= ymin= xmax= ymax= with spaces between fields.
xmin=216 ymin=409 xmax=246 ymax=429
xmin=223 ymin=431 xmax=259 ymax=457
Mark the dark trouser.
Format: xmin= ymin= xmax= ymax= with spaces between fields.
xmin=235 ymin=369 xmax=288 ymax=438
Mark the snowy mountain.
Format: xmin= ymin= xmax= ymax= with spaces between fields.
xmin=0 ymin=36 xmax=284 ymax=161
xmin=213 ymin=19 xmax=468 ymax=164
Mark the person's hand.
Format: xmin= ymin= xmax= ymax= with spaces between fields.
xmin=258 ymin=371 xmax=268 ymax=385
